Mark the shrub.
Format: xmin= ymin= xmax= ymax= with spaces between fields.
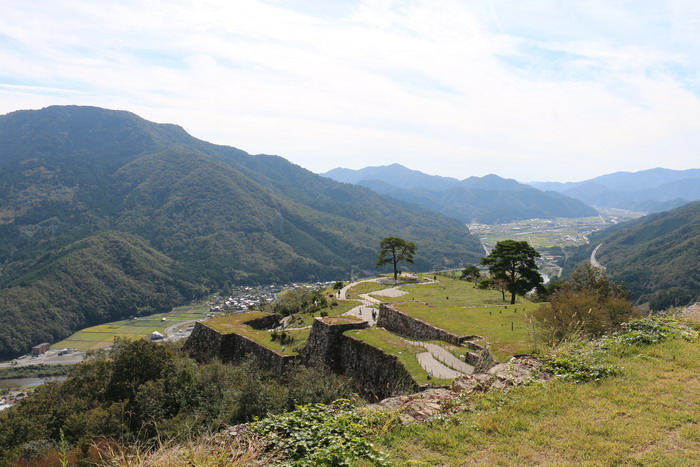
xmin=529 ymin=264 xmax=639 ymax=345
xmin=250 ymin=400 xmax=392 ymax=466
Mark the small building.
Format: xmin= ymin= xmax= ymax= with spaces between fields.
xmin=150 ymin=331 xmax=164 ymax=341
xmin=31 ymin=343 xmax=50 ymax=356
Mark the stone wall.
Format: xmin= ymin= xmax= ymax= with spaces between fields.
xmin=183 ymin=321 xmax=224 ymax=363
xmin=302 ymin=317 xmax=369 ymax=371
xmin=303 ymin=317 xmax=419 ymax=400
xmin=338 ymin=333 xmax=419 ymax=400
xmin=376 ymin=303 xmax=469 ymax=345
xmin=183 ymin=322 xmax=298 ymax=373
xmin=185 ymin=314 xmax=422 ymax=399
xmin=245 ymin=314 xmax=281 ymax=330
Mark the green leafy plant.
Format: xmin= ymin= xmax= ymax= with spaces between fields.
xmin=251 ymin=399 xmax=393 ymax=466
xmin=612 ymin=317 xmax=697 ymax=346
xmin=538 ymin=351 xmax=622 ymax=383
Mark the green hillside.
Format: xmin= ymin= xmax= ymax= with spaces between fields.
xmin=587 ymin=201 xmax=700 ymax=307
xmin=0 ymin=106 xmax=482 ymax=358
xmin=0 ymin=231 xmax=196 ymax=358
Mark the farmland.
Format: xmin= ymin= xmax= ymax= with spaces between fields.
xmin=52 ymin=304 xmax=211 ymax=351
xmin=469 ymin=210 xmax=642 ymax=252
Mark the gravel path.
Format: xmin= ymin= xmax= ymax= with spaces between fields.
xmin=370 ymin=287 xmax=409 ymax=297
xmin=343 ymin=303 xmax=379 ymax=325
xmin=405 ymin=339 xmax=474 ymax=375
xmin=416 ymin=352 xmax=464 ymax=379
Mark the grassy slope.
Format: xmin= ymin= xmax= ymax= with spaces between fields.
xmin=394 ymin=302 xmax=537 ymax=358
xmin=346 ymin=281 xmax=390 ymax=299
xmin=381 ymin=337 xmax=700 ymax=465
xmin=373 ymin=277 xmax=540 ymax=358
xmin=205 ymin=313 xmax=308 ymax=356
xmin=379 ymin=276 xmax=509 ymax=306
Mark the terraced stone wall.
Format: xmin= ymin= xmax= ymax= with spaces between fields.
xmin=183 ymin=322 xmax=298 ymax=373
xmin=304 ymin=317 xmax=418 ymax=400
xmin=377 ymin=303 xmax=468 ymax=345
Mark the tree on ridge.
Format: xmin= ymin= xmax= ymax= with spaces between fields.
xmin=376 ymin=237 xmax=417 ymax=281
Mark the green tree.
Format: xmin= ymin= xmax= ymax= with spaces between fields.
xmin=480 ymin=240 xmax=543 ymax=304
xmin=375 ymin=237 xmax=417 ymax=281
xmin=460 ymin=265 xmax=481 ymax=282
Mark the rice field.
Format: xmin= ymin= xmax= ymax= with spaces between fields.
xmin=53 ymin=304 xmax=210 ymax=351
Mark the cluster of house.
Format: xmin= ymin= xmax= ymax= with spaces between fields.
xmin=0 ymin=390 xmax=25 ymax=411
xmin=210 ymin=281 xmax=339 ymax=314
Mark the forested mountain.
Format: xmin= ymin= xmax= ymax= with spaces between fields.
xmin=581 ymin=201 xmax=700 ymax=308
xmin=528 ymin=168 xmax=700 ymax=212
xmin=0 ymin=106 xmax=482 ymax=358
xmin=322 ymin=164 xmax=597 ymax=224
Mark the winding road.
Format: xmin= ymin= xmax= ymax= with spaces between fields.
xmin=591 ymin=243 xmax=606 ymax=269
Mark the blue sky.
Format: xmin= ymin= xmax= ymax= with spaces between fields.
xmin=1 ymin=0 xmax=699 ymax=182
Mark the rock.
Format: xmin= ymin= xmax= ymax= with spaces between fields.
xmin=487 ymin=355 xmax=551 ymax=388
xmin=473 ymin=344 xmax=496 ymax=373
xmin=367 ymin=388 xmax=456 ymax=423
xmin=451 ymin=373 xmax=494 ymax=393
xmin=368 ymin=355 xmax=552 ymax=423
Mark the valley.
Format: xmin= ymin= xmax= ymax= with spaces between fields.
xmin=0 ymin=105 xmax=698 ymax=465
xmin=0 ymin=106 xmax=483 ymax=360
xmin=469 ymin=209 xmax=642 ymax=253
xmin=2 ymin=1 xmax=699 ymax=462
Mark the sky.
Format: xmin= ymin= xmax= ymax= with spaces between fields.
xmin=1 ymin=0 xmax=699 ymax=182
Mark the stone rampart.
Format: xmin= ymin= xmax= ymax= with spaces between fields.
xmin=183 ymin=321 xmax=298 ymax=373
xmin=186 ymin=314 xmax=421 ymax=399
xmin=302 ymin=317 xmax=369 ymax=370
xmin=245 ymin=314 xmax=281 ymax=330
xmin=376 ymin=303 xmax=468 ymax=345
xmin=303 ymin=317 xmax=418 ymax=400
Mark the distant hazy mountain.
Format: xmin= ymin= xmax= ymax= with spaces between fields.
xmin=324 ymin=163 xmax=461 ymax=191
xmin=322 ymin=164 xmax=597 ymax=224
xmin=0 ymin=106 xmax=482 ymax=358
xmin=586 ymin=201 xmax=700 ymax=308
xmin=528 ymin=168 xmax=700 ymax=212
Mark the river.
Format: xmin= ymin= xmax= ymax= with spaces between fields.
xmin=0 ymin=376 xmax=67 ymax=389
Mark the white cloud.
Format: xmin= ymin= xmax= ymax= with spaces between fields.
xmin=0 ymin=0 xmax=699 ymax=182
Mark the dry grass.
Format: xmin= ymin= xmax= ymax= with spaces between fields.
xmin=380 ymin=337 xmax=700 ymax=465
xmin=92 ymin=428 xmax=280 ymax=467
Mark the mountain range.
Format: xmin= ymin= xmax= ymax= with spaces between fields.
xmin=0 ymin=105 xmax=482 ymax=358
xmin=528 ymin=168 xmax=700 ymax=212
xmin=322 ymin=164 xmax=598 ymax=224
